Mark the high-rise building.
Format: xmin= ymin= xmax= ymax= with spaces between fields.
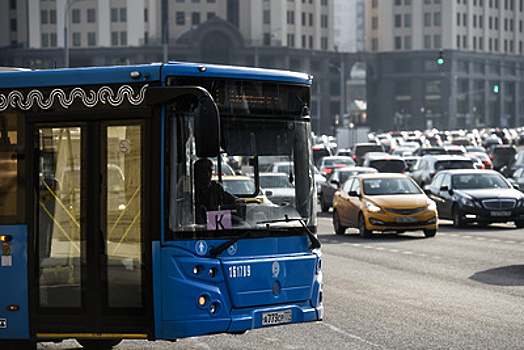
xmin=365 ymin=0 xmax=524 ymax=131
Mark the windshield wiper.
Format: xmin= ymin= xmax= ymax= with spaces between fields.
xmin=209 ymin=216 xmax=321 ymax=258
xmin=257 ymin=215 xmax=321 ymax=250
xmin=209 ymin=230 xmax=255 ymax=258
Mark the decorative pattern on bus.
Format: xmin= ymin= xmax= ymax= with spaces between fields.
xmin=0 ymin=84 xmax=148 ymax=111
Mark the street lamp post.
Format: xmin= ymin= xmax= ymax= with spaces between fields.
xmin=64 ymin=0 xmax=87 ymax=68
xmin=330 ymin=60 xmax=347 ymax=128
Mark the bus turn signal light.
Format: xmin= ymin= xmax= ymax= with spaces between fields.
xmin=7 ymin=305 xmax=19 ymax=311
xmin=0 ymin=235 xmax=12 ymax=242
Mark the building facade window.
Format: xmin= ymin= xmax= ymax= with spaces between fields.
xmin=372 ymin=16 xmax=378 ymax=30
xmin=434 ymin=34 xmax=441 ymax=48
xmin=404 ymin=14 xmax=411 ymax=27
xmin=263 ymin=10 xmax=270 ymax=24
xmin=404 ymin=36 xmax=412 ymax=49
xmin=72 ymin=32 xmax=81 ymax=47
xmin=176 ymin=12 xmax=185 ymax=25
xmin=424 ymin=13 xmax=431 ymax=26
xmin=434 ymin=12 xmax=441 ymax=26
xmin=50 ymin=10 xmax=56 ymax=24
xmin=120 ymin=8 xmax=127 ymax=22
xmin=41 ymin=11 xmax=48 ymax=25
xmin=87 ymin=9 xmax=96 ymax=23
xmin=50 ymin=33 xmax=57 ymax=47
xmin=287 ymin=33 xmax=295 ymax=47
xmin=372 ymin=38 xmax=378 ymax=51
xmin=395 ymin=36 xmax=402 ymax=49
xmin=42 ymin=33 xmax=49 ymax=47
xmin=120 ymin=31 xmax=127 ymax=46
xmin=287 ymin=11 xmax=295 ymax=24
xmin=424 ymin=35 xmax=431 ymax=48
xmin=88 ymin=32 xmax=96 ymax=46
xmin=191 ymin=12 xmax=200 ymax=25
xmin=395 ymin=14 xmax=402 ymax=28
xmin=111 ymin=31 xmax=118 ymax=46
xmin=111 ymin=8 xmax=118 ymax=22
xmin=72 ymin=9 xmax=80 ymax=23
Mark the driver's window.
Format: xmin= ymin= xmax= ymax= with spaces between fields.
xmin=349 ymin=177 xmax=361 ymax=196
xmin=342 ymin=178 xmax=353 ymax=193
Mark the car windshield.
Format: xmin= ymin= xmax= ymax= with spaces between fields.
xmin=362 ymin=177 xmax=422 ymax=195
xmin=222 ymin=177 xmax=257 ymax=195
xmin=323 ymin=157 xmax=353 ymax=166
xmin=451 ymin=173 xmax=511 ymax=189
xmin=260 ymin=174 xmax=294 ymax=188
xmin=435 ymin=160 xmax=474 ymax=170
xmin=369 ymin=160 xmax=405 ymax=173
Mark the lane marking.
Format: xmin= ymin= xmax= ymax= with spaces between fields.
xmin=323 ymin=322 xmax=387 ymax=349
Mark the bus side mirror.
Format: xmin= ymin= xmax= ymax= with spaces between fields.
xmin=194 ymin=96 xmax=220 ymax=157
xmin=145 ymin=86 xmax=221 ymax=158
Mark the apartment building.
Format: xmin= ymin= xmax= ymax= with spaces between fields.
xmin=1 ymin=0 xmax=344 ymax=135
xmin=365 ymin=0 xmax=524 ymax=131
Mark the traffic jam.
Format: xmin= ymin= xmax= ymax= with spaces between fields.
xmin=314 ymin=128 xmax=524 ymax=237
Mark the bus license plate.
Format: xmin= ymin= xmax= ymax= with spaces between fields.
xmin=491 ymin=211 xmax=511 ymax=217
xmin=395 ymin=216 xmax=419 ymax=223
xmin=261 ymin=309 xmax=292 ymax=326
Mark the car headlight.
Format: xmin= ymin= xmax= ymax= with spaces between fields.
xmin=459 ymin=197 xmax=475 ymax=207
xmin=365 ymin=201 xmax=384 ymax=213
xmin=427 ymin=200 xmax=437 ymax=212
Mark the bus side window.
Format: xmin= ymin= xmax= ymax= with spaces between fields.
xmin=0 ymin=114 xmax=21 ymax=220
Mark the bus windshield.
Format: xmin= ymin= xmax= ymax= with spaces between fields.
xmin=168 ymin=109 xmax=315 ymax=239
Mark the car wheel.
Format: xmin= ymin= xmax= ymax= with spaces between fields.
xmin=320 ymin=197 xmax=330 ymax=213
xmin=358 ymin=213 xmax=372 ymax=238
xmin=452 ymin=205 xmax=465 ymax=228
xmin=423 ymin=229 xmax=437 ymax=237
xmin=333 ymin=210 xmax=346 ymax=235
xmin=515 ymin=220 xmax=524 ymax=228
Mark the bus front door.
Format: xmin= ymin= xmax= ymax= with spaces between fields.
xmin=31 ymin=122 xmax=149 ymax=340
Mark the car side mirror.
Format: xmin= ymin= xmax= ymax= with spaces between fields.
xmin=348 ymin=190 xmax=358 ymax=197
xmin=513 ymin=183 xmax=520 ymax=190
xmin=330 ymin=179 xmax=339 ymax=187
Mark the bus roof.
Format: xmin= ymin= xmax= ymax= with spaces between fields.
xmin=0 ymin=62 xmax=312 ymax=89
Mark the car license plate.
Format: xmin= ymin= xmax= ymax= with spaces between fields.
xmin=395 ymin=216 xmax=419 ymax=223
xmin=261 ymin=309 xmax=292 ymax=326
xmin=490 ymin=211 xmax=511 ymax=217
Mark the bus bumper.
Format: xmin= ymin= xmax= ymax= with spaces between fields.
xmin=161 ymin=303 xmax=322 ymax=339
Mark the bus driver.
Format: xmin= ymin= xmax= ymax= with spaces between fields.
xmin=194 ymin=158 xmax=244 ymax=224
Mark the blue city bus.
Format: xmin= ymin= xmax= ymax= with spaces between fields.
xmin=0 ymin=62 xmax=322 ymax=349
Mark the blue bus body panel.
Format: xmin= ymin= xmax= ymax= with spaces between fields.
xmin=160 ymin=62 xmax=312 ymax=84
xmin=0 ymin=62 xmax=310 ymax=90
xmin=0 ymin=65 xmax=162 ymax=88
xmin=153 ymin=235 xmax=322 ymax=339
xmin=0 ymin=225 xmax=29 ymax=339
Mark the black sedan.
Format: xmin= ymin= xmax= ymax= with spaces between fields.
xmin=424 ymin=169 xmax=524 ymax=228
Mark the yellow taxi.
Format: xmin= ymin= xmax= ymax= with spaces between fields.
xmin=332 ymin=173 xmax=438 ymax=238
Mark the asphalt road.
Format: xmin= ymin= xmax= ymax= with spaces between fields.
xmin=38 ymin=214 xmax=524 ymax=350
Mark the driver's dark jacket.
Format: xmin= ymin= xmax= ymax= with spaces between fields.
xmin=195 ymin=180 xmax=236 ymax=224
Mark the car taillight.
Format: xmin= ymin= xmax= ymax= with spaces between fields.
xmin=490 ymin=154 xmax=494 ymax=159
xmin=430 ymin=172 xmax=436 ymax=178
xmin=323 ymin=168 xmax=333 ymax=174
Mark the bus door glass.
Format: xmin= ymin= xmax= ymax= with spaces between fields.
xmin=34 ymin=122 xmax=146 ymax=332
